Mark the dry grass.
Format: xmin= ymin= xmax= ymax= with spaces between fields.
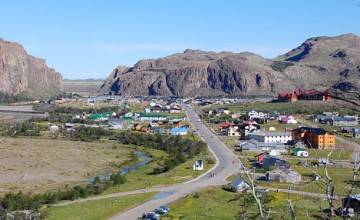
xmin=0 ymin=137 xmax=132 ymax=194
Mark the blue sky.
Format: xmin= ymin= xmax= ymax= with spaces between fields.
xmin=0 ymin=0 xmax=359 ymax=79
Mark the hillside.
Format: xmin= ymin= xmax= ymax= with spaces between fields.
xmin=100 ymin=34 xmax=360 ymax=97
xmin=0 ymin=38 xmax=63 ymax=99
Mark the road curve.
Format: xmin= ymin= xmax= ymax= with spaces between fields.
xmin=109 ymin=105 xmax=242 ymax=220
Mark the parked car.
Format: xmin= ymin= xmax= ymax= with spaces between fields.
xmin=157 ymin=205 xmax=170 ymax=214
xmin=142 ymin=212 xmax=160 ymax=220
xmin=159 ymin=205 xmax=170 ymax=212
xmin=154 ymin=208 xmax=167 ymax=215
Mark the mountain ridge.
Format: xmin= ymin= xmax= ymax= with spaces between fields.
xmin=100 ymin=33 xmax=360 ymax=97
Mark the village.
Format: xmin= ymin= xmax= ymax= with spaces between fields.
xmin=0 ymin=92 xmax=359 ymax=219
xmin=197 ymin=89 xmax=360 ymax=217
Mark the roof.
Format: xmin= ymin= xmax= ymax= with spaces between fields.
xmin=230 ymin=176 xmax=247 ymax=188
xmin=249 ymin=131 xmax=292 ymax=137
xmin=332 ymin=116 xmax=357 ymax=122
xmin=348 ymin=194 xmax=360 ymax=201
xmin=218 ymin=121 xmax=231 ymax=128
xmin=139 ymin=112 xmax=167 ymax=118
xmin=170 ymin=126 xmax=188 ymax=133
xmin=303 ymin=89 xmax=323 ymax=96
xmin=293 ymin=127 xmax=331 ymax=135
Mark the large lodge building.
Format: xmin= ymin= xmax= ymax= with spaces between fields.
xmin=278 ymin=88 xmax=332 ymax=102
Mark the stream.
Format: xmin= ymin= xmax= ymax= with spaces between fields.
xmin=87 ymin=151 xmax=151 ymax=184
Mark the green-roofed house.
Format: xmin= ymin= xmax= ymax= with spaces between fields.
xmin=139 ymin=113 xmax=167 ymax=121
xmin=87 ymin=113 xmax=110 ymax=122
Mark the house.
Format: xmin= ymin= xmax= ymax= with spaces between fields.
xmin=292 ymin=127 xmax=336 ymax=149
xmin=265 ymin=168 xmax=301 ymax=183
xmin=231 ymin=113 xmax=242 ymax=119
xmin=151 ymin=127 xmax=165 ymax=134
xmin=228 ymin=125 xmax=241 ymax=136
xmin=280 ymin=115 xmax=297 ymax=124
xmin=170 ymin=126 xmax=188 ymax=136
xmin=263 ymin=155 xmax=290 ymax=170
xmin=193 ymin=160 xmax=204 ymax=171
xmin=331 ymin=116 xmax=358 ymax=126
xmin=314 ymin=114 xmax=332 ymax=124
xmin=247 ymin=110 xmax=269 ymax=120
xmin=139 ymin=113 xmax=167 ymax=121
xmin=218 ymin=121 xmax=231 ymax=129
xmin=169 ymin=105 xmax=181 ymax=113
xmin=256 ymin=152 xmax=267 ymax=164
xmin=247 ymin=131 xmax=292 ymax=144
xmin=228 ymin=176 xmax=250 ymax=192
xmin=278 ymin=88 xmax=331 ymax=102
xmin=87 ymin=113 xmax=109 ymax=122
xmin=151 ymin=105 xmax=163 ymax=113
xmin=239 ymin=121 xmax=260 ymax=139
xmin=277 ymin=89 xmax=301 ymax=102
xmin=108 ymin=118 xmax=125 ymax=130
xmin=342 ymin=194 xmax=360 ymax=217
xmin=301 ymin=89 xmax=326 ymax=101
xmin=124 ymin=112 xmax=134 ymax=117
xmin=218 ymin=108 xmax=230 ymax=115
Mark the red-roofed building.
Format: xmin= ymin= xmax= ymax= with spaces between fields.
xmin=278 ymin=91 xmax=299 ymax=103
xmin=218 ymin=121 xmax=231 ymax=129
xmin=278 ymin=88 xmax=332 ymax=102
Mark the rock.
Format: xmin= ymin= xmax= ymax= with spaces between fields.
xmin=100 ymin=33 xmax=360 ymax=97
xmin=0 ymin=38 xmax=63 ymax=98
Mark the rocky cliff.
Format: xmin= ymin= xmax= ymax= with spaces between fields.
xmin=0 ymin=38 xmax=63 ymax=98
xmin=100 ymin=34 xmax=360 ymax=97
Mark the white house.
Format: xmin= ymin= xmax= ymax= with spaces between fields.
xmin=228 ymin=125 xmax=241 ymax=136
xmin=247 ymin=132 xmax=292 ymax=144
xmin=193 ymin=160 xmax=204 ymax=171
xmin=247 ymin=110 xmax=269 ymax=120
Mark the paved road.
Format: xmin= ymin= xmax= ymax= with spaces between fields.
xmin=109 ymin=105 xmax=242 ymax=220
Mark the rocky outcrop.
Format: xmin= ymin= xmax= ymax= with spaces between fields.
xmin=100 ymin=34 xmax=360 ymax=97
xmin=329 ymin=81 xmax=360 ymax=111
xmin=0 ymin=38 xmax=63 ymax=98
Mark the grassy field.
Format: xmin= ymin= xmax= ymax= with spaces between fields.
xmin=103 ymin=148 xmax=214 ymax=194
xmin=0 ymin=137 xmax=133 ymax=194
xmin=306 ymin=148 xmax=353 ymax=160
xmin=257 ymin=158 xmax=359 ymax=196
xmin=63 ymin=80 xmax=103 ymax=96
xmin=42 ymin=192 xmax=155 ymax=220
xmin=162 ymin=187 xmax=331 ymax=220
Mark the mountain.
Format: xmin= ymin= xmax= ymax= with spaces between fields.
xmin=100 ymin=34 xmax=360 ymax=97
xmin=0 ymin=38 xmax=63 ymax=98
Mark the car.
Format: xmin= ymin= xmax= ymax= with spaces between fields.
xmin=142 ymin=212 xmax=160 ymax=220
xmin=159 ymin=206 xmax=170 ymax=212
xmin=154 ymin=206 xmax=170 ymax=215
xmin=154 ymin=208 xmax=167 ymax=215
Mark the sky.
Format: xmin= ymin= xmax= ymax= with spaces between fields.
xmin=0 ymin=0 xmax=359 ymax=79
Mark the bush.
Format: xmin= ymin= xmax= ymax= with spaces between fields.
xmin=115 ymin=131 xmax=206 ymax=174
xmin=67 ymin=126 xmax=112 ymax=142
xmin=0 ymin=173 xmax=126 ymax=212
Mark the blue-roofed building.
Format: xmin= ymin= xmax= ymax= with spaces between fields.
xmin=228 ymin=176 xmax=250 ymax=192
xmin=170 ymin=126 xmax=189 ymax=136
